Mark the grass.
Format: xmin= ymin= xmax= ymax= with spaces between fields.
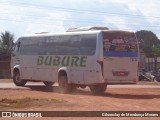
xmin=0 ymin=97 xmax=66 ymax=108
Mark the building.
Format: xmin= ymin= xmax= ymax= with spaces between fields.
xmin=0 ymin=55 xmax=11 ymax=78
xmin=140 ymin=52 xmax=160 ymax=71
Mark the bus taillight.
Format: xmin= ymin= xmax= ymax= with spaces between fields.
xmin=97 ymin=60 xmax=103 ymax=76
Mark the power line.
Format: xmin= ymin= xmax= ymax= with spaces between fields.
xmin=0 ymin=18 xmax=69 ymax=27
xmin=1 ymin=17 xmax=160 ymax=38
xmin=1 ymin=1 xmax=160 ymax=28
xmin=0 ymin=12 xmax=160 ymax=29
xmin=0 ymin=11 xmax=157 ymax=23
xmin=1 ymin=1 xmax=160 ymax=19
xmin=0 ymin=12 xmax=103 ymax=24
xmin=0 ymin=17 xmax=160 ymax=32
xmin=1 ymin=1 xmax=160 ymax=34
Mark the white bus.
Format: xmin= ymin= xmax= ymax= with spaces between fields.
xmin=11 ymin=29 xmax=139 ymax=94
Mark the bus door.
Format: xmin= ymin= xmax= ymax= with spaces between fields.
xmin=102 ymin=31 xmax=139 ymax=84
xmin=17 ymin=39 xmax=35 ymax=80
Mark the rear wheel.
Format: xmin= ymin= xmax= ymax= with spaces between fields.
xmin=89 ymin=84 xmax=107 ymax=95
xmin=43 ymin=81 xmax=54 ymax=86
xmin=13 ymin=71 xmax=27 ymax=86
xmin=58 ymin=74 xmax=72 ymax=93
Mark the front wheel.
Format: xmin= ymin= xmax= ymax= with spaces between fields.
xmin=13 ymin=71 xmax=27 ymax=86
xmin=89 ymin=84 xmax=107 ymax=95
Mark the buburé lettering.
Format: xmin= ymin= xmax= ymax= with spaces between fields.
xmin=37 ymin=56 xmax=87 ymax=67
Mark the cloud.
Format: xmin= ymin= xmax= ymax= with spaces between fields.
xmin=25 ymin=12 xmax=71 ymax=34
xmin=99 ymin=0 xmax=160 ymax=37
xmin=0 ymin=0 xmax=72 ymax=38
xmin=0 ymin=0 xmax=160 ymax=38
xmin=110 ymin=0 xmax=160 ymax=23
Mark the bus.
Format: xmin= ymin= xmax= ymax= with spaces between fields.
xmin=11 ymin=28 xmax=139 ymax=95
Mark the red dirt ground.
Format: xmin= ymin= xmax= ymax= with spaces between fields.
xmin=0 ymin=81 xmax=160 ymax=120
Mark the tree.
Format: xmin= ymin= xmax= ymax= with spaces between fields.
xmin=136 ymin=30 xmax=159 ymax=56
xmin=152 ymin=45 xmax=160 ymax=56
xmin=136 ymin=30 xmax=160 ymax=71
xmin=0 ymin=31 xmax=14 ymax=58
xmin=136 ymin=30 xmax=159 ymax=53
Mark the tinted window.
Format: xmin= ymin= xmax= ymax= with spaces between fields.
xmin=103 ymin=32 xmax=138 ymax=52
xmin=19 ymin=34 xmax=97 ymax=56
xmin=19 ymin=37 xmax=45 ymax=55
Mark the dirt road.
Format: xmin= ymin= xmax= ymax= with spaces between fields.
xmin=0 ymin=80 xmax=160 ymax=120
xmin=0 ymin=87 xmax=160 ymax=111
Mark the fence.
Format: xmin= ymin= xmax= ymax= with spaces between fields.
xmin=0 ymin=60 xmax=11 ymax=78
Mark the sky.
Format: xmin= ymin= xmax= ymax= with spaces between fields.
xmin=0 ymin=0 xmax=160 ymax=40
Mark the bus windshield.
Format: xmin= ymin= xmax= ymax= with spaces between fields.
xmin=103 ymin=31 xmax=138 ymax=52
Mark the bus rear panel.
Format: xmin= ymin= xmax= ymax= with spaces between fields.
xmin=102 ymin=31 xmax=139 ymax=84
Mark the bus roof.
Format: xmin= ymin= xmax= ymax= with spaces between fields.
xmin=18 ymin=30 xmax=101 ymax=38
xmin=17 ymin=30 xmax=134 ymax=40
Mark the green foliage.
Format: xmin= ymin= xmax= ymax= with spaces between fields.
xmin=0 ymin=31 xmax=14 ymax=58
xmin=136 ymin=30 xmax=159 ymax=56
xmin=152 ymin=45 xmax=160 ymax=56
xmin=0 ymin=97 xmax=66 ymax=108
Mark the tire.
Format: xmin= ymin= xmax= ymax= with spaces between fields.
xmin=89 ymin=84 xmax=107 ymax=95
xmin=43 ymin=81 xmax=54 ymax=86
xmin=58 ymin=74 xmax=72 ymax=93
xmin=13 ymin=71 xmax=27 ymax=86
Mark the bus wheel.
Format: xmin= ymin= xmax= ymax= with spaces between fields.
xmin=89 ymin=84 xmax=107 ymax=95
xmin=58 ymin=75 xmax=72 ymax=93
xmin=13 ymin=71 xmax=27 ymax=86
xmin=43 ymin=81 xmax=54 ymax=86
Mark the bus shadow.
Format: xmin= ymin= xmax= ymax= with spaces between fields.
xmin=24 ymin=85 xmax=57 ymax=92
xmin=24 ymin=85 xmax=91 ymax=95
xmin=24 ymin=85 xmax=160 ymax=100
xmin=25 ymin=85 xmax=92 ymax=95
xmin=103 ymin=93 xmax=160 ymax=100
xmin=75 ymin=89 xmax=160 ymax=99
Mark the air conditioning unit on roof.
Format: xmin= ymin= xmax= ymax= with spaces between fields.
xmin=66 ymin=26 xmax=109 ymax=32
